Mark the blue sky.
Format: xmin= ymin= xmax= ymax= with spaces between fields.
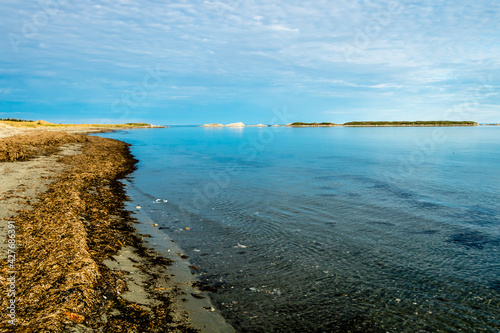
xmin=1 ymin=0 xmax=499 ymax=125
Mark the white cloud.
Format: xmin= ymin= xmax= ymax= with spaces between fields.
xmin=0 ymin=0 xmax=499 ymax=122
xmin=267 ymin=24 xmax=299 ymax=32
xmin=370 ymin=83 xmax=403 ymax=89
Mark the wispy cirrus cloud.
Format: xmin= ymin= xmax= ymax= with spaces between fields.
xmin=0 ymin=0 xmax=498 ymax=124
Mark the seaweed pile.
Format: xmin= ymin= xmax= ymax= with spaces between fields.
xmin=0 ymin=132 xmax=197 ymax=332
xmin=0 ymin=131 xmax=89 ymax=162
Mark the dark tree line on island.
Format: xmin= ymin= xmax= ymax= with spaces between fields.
xmin=343 ymin=121 xmax=478 ymax=126
xmin=288 ymin=121 xmax=478 ymax=126
xmin=0 ymin=118 xmax=34 ymax=122
xmin=288 ymin=122 xmax=337 ymax=126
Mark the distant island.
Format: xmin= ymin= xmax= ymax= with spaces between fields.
xmin=342 ymin=121 xmax=478 ymax=127
xmin=286 ymin=121 xmax=478 ymax=127
xmin=203 ymin=122 xmax=247 ymax=127
xmin=201 ymin=121 xmax=481 ymax=127
xmin=287 ymin=122 xmax=338 ymax=127
xmin=247 ymin=124 xmax=269 ymax=127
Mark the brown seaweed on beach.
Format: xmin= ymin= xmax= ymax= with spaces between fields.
xmin=0 ymin=131 xmax=88 ymax=162
xmin=0 ymin=132 xmax=198 ymax=332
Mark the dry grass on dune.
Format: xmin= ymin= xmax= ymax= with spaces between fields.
xmin=0 ymin=120 xmax=157 ymax=129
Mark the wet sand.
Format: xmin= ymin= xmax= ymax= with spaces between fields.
xmin=0 ymin=143 xmax=83 ymax=259
xmin=0 ymin=128 xmax=234 ymax=332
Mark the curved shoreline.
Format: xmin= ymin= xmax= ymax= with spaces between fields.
xmin=122 ymin=182 xmax=234 ymax=332
xmin=0 ymin=129 xmax=234 ymax=332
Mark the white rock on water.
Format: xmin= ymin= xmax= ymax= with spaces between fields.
xmin=225 ymin=122 xmax=245 ymax=127
xmin=203 ymin=122 xmax=246 ymax=127
xmin=202 ymin=123 xmax=224 ymax=127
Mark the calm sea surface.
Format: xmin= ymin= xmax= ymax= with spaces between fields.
xmin=99 ymin=127 xmax=500 ymax=332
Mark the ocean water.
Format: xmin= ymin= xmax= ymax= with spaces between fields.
xmin=99 ymin=126 xmax=500 ymax=332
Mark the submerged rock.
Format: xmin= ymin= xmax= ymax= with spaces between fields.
xmin=447 ymin=231 xmax=494 ymax=249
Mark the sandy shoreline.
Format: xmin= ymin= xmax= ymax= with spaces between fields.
xmin=0 ymin=127 xmax=233 ymax=332
xmin=0 ymin=143 xmax=83 ymax=260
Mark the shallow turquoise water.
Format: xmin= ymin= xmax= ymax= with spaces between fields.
xmin=99 ymin=126 xmax=500 ymax=332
